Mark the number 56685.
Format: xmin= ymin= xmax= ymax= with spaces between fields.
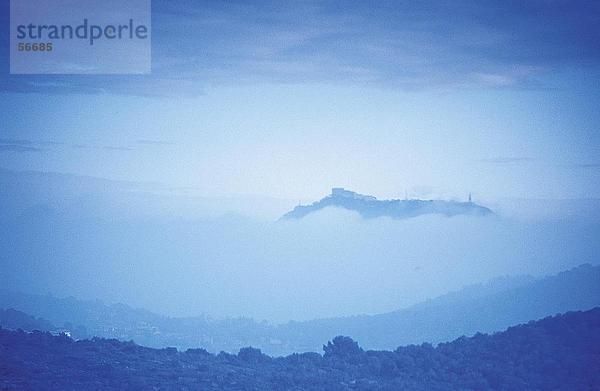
xmin=18 ymin=42 xmax=53 ymax=51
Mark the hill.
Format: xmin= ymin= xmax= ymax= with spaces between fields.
xmin=275 ymin=263 xmax=600 ymax=352
xmin=1 ymin=264 xmax=599 ymax=356
xmin=0 ymin=308 xmax=54 ymax=333
xmin=280 ymin=188 xmax=493 ymax=220
xmin=0 ymin=290 xmax=272 ymax=353
xmin=1 ymin=308 xmax=598 ymax=390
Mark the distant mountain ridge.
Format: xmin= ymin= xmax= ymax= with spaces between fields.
xmin=1 ymin=264 xmax=598 ymax=356
xmin=280 ymin=188 xmax=493 ymax=220
xmin=277 ymin=263 xmax=600 ymax=352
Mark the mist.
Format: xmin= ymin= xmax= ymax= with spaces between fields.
xmin=0 ymin=169 xmax=598 ymax=323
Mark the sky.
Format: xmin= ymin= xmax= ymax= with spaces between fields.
xmin=0 ymin=0 xmax=599 ymax=202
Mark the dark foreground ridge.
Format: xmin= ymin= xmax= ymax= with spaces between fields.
xmin=1 ymin=308 xmax=599 ymax=390
xmin=281 ymin=188 xmax=492 ymax=220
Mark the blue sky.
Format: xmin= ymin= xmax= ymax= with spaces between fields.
xmin=0 ymin=0 xmax=599 ymax=201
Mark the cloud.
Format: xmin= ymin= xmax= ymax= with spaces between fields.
xmin=0 ymin=138 xmax=44 ymax=153
xmin=0 ymin=138 xmax=34 ymax=145
xmin=137 ymin=140 xmax=174 ymax=146
xmin=0 ymin=138 xmax=135 ymax=152
xmin=0 ymin=144 xmax=43 ymax=153
xmin=102 ymin=146 xmax=135 ymax=151
xmin=477 ymin=157 xmax=536 ymax=164
xmin=1 ymin=0 xmax=599 ymax=95
xmin=71 ymin=144 xmax=135 ymax=151
xmin=565 ymin=163 xmax=600 ymax=169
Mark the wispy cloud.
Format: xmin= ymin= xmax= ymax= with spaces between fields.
xmin=0 ymin=138 xmax=136 ymax=153
xmin=0 ymin=138 xmax=34 ymax=145
xmin=477 ymin=157 xmax=535 ymax=164
xmin=137 ymin=139 xmax=174 ymax=146
xmin=0 ymin=144 xmax=43 ymax=153
xmin=565 ymin=163 xmax=600 ymax=169
xmin=102 ymin=146 xmax=134 ymax=151
xmin=0 ymin=138 xmax=44 ymax=153
xmin=72 ymin=144 xmax=135 ymax=151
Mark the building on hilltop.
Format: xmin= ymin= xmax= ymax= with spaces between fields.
xmin=331 ymin=188 xmax=376 ymax=201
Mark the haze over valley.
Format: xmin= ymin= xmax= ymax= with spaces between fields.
xmin=1 ymin=168 xmax=599 ymax=323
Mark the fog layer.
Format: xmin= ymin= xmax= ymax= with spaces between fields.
xmin=1 ymin=169 xmax=598 ymax=322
